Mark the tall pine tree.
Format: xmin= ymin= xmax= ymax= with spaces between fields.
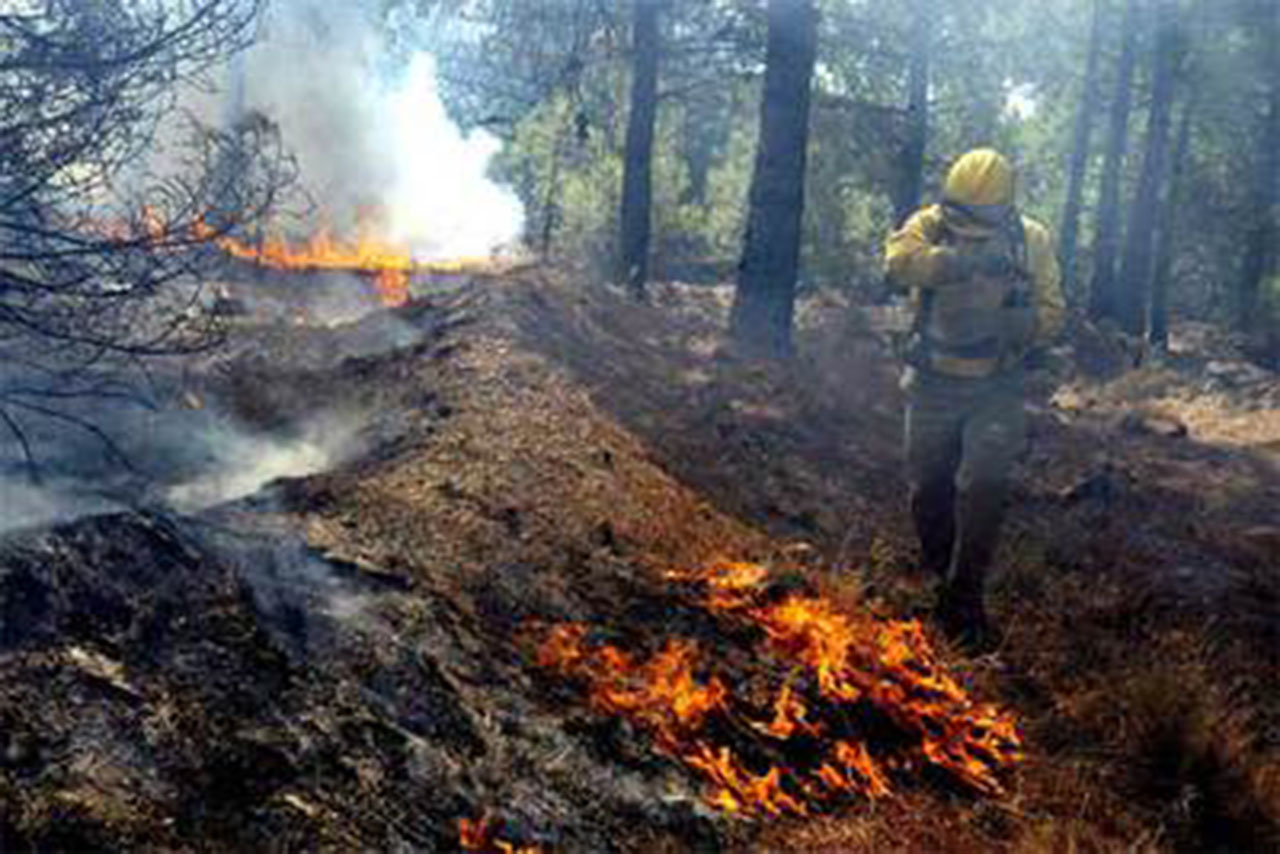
xmin=1117 ymin=0 xmax=1180 ymax=337
xmin=1089 ymin=0 xmax=1140 ymax=325
xmin=618 ymin=0 xmax=662 ymax=299
xmin=730 ymin=0 xmax=819 ymax=358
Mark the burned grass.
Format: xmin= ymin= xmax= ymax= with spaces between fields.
xmin=509 ymin=275 xmax=1280 ymax=851
xmin=538 ymin=560 xmax=1022 ymax=817
xmin=2 ymin=271 xmax=1278 ymax=852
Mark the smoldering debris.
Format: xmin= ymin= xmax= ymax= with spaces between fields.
xmin=191 ymin=525 xmax=386 ymax=662
xmin=0 ymin=511 xmax=477 ymax=851
xmin=0 ymin=507 xmax=719 ymax=853
xmin=208 ymin=268 xmax=395 ymax=328
xmin=165 ymin=411 xmax=370 ymax=513
xmin=0 ymin=395 xmax=374 ymax=530
xmin=0 ymin=271 xmax=457 ymax=537
xmin=0 ymin=478 xmax=117 ymax=536
xmin=206 ymin=271 xmax=444 ymax=349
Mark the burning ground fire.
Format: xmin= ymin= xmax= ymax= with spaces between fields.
xmin=91 ymin=207 xmax=503 ymax=309
xmin=213 ymin=227 xmax=498 ymax=307
xmin=458 ymin=815 xmax=545 ymax=854
xmin=537 ymin=560 xmax=1023 ymax=819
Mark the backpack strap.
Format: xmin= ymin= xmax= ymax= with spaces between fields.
xmin=999 ymin=213 xmax=1032 ymax=307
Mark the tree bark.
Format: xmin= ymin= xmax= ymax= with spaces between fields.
xmin=1088 ymin=0 xmax=1140 ymax=324
xmin=1059 ymin=0 xmax=1105 ymax=301
xmin=680 ymin=83 xmax=732 ymax=207
xmin=892 ymin=0 xmax=931 ymax=228
xmin=730 ymin=0 xmax=818 ymax=359
xmin=1149 ymin=88 xmax=1195 ymax=349
xmin=538 ymin=129 xmax=567 ymax=259
xmin=618 ymin=0 xmax=661 ymax=299
xmin=1117 ymin=0 xmax=1179 ymax=337
xmin=1236 ymin=3 xmax=1280 ymax=333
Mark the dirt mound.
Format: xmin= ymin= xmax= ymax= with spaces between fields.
xmin=1 ymin=512 xmax=481 ymax=851
xmin=506 ymin=280 xmax=908 ymax=559
xmin=0 ymin=278 xmax=765 ymax=853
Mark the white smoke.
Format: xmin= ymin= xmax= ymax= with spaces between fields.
xmin=0 ymin=479 xmax=116 ymax=536
xmin=237 ymin=0 xmax=523 ymax=257
xmin=165 ymin=412 xmax=368 ymax=513
xmin=0 ymin=395 xmax=371 ymax=534
xmin=385 ymin=54 xmax=525 ymax=258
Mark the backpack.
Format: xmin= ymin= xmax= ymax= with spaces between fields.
xmin=906 ymin=208 xmax=1035 ymax=377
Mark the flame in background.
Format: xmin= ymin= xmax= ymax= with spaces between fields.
xmin=538 ymin=560 xmax=1022 ymax=818
xmin=215 ymin=228 xmax=414 ymax=306
xmin=458 ymin=816 xmax=544 ymax=854
xmin=212 ymin=227 xmax=500 ymax=308
xmin=202 ymin=199 xmax=506 ymax=309
xmin=90 ymin=207 xmax=506 ymax=310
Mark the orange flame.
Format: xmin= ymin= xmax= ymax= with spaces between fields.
xmin=541 ymin=629 xmax=727 ymax=752
xmin=84 ymin=208 xmax=509 ymax=312
xmin=213 ymin=228 xmax=416 ymax=307
xmin=216 ymin=228 xmax=412 ymax=276
xmin=686 ymin=744 xmax=808 ymax=817
xmin=458 ymin=816 xmax=544 ymax=854
xmin=208 ymin=224 xmax=502 ymax=308
xmin=753 ymin=680 xmax=815 ymax=740
xmin=539 ymin=560 xmax=1022 ymax=818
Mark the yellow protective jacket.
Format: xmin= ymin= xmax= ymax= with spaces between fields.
xmin=884 ymin=204 xmax=1065 ymax=377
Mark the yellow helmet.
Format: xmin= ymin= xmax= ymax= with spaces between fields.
xmin=943 ymin=148 xmax=1016 ymax=208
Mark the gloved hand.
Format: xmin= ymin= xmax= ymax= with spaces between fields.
xmin=933 ymin=246 xmax=977 ymax=281
xmin=933 ymin=239 xmax=1018 ymax=282
xmin=962 ymin=238 xmax=1018 ymax=278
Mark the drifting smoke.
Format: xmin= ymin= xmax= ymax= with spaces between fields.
xmin=0 ymin=392 xmax=370 ymax=534
xmin=165 ymin=411 xmax=368 ymax=513
xmin=0 ymin=479 xmax=116 ymax=536
xmin=237 ymin=0 xmax=524 ymax=257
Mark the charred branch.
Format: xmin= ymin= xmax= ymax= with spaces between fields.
xmin=0 ymin=0 xmax=293 ymax=474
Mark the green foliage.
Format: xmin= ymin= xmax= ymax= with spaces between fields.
xmin=420 ymin=0 xmax=1279 ymax=342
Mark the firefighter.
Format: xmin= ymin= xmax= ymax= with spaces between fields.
xmin=884 ymin=148 xmax=1065 ymax=649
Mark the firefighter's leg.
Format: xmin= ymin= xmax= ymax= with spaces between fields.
xmin=940 ymin=379 xmax=1026 ymax=645
xmin=904 ymin=378 xmax=964 ymax=580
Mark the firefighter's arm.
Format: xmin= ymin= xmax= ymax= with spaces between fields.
xmin=884 ymin=206 xmax=969 ymax=290
xmin=1026 ymin=221 xmax=1066 ymax=344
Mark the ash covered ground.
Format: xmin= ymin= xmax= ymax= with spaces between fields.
xmin=1 ymin=272 xmax=1277 ymax=853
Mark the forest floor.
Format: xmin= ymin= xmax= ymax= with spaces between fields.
xmin=1 ymin=269 xmax=1277 ymax=853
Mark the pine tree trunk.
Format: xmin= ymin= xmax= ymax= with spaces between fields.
xmin=1117 ymin=0 xmax=1179 ymax=337
xmin=680 ymin=86 xmax=731 ymax=207
xmin=681 ymin=97 xmax=714 ymax=207
xmin=618 ymin=0 xmax=661 ymax=299
xmin=892 ymin=0 xmax=931 ymax=228
xmin=1237 ymin=3 xmax=1280 ymax=333
xmin=1088 ymin=0 xmax=1140 ymax=324
xmin=538 ymin=131 xmax=566 ymax=259
xmin=1059 ymin=0 xmax=1105 ymax=301
xmin=729 ymin=0 xmax=818 ymax=359
xmin=1150 ymin=90 xmax=1195 ymax=349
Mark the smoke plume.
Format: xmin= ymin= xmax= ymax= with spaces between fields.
xmin=236 ymin=0 xmax=523 ymax=257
